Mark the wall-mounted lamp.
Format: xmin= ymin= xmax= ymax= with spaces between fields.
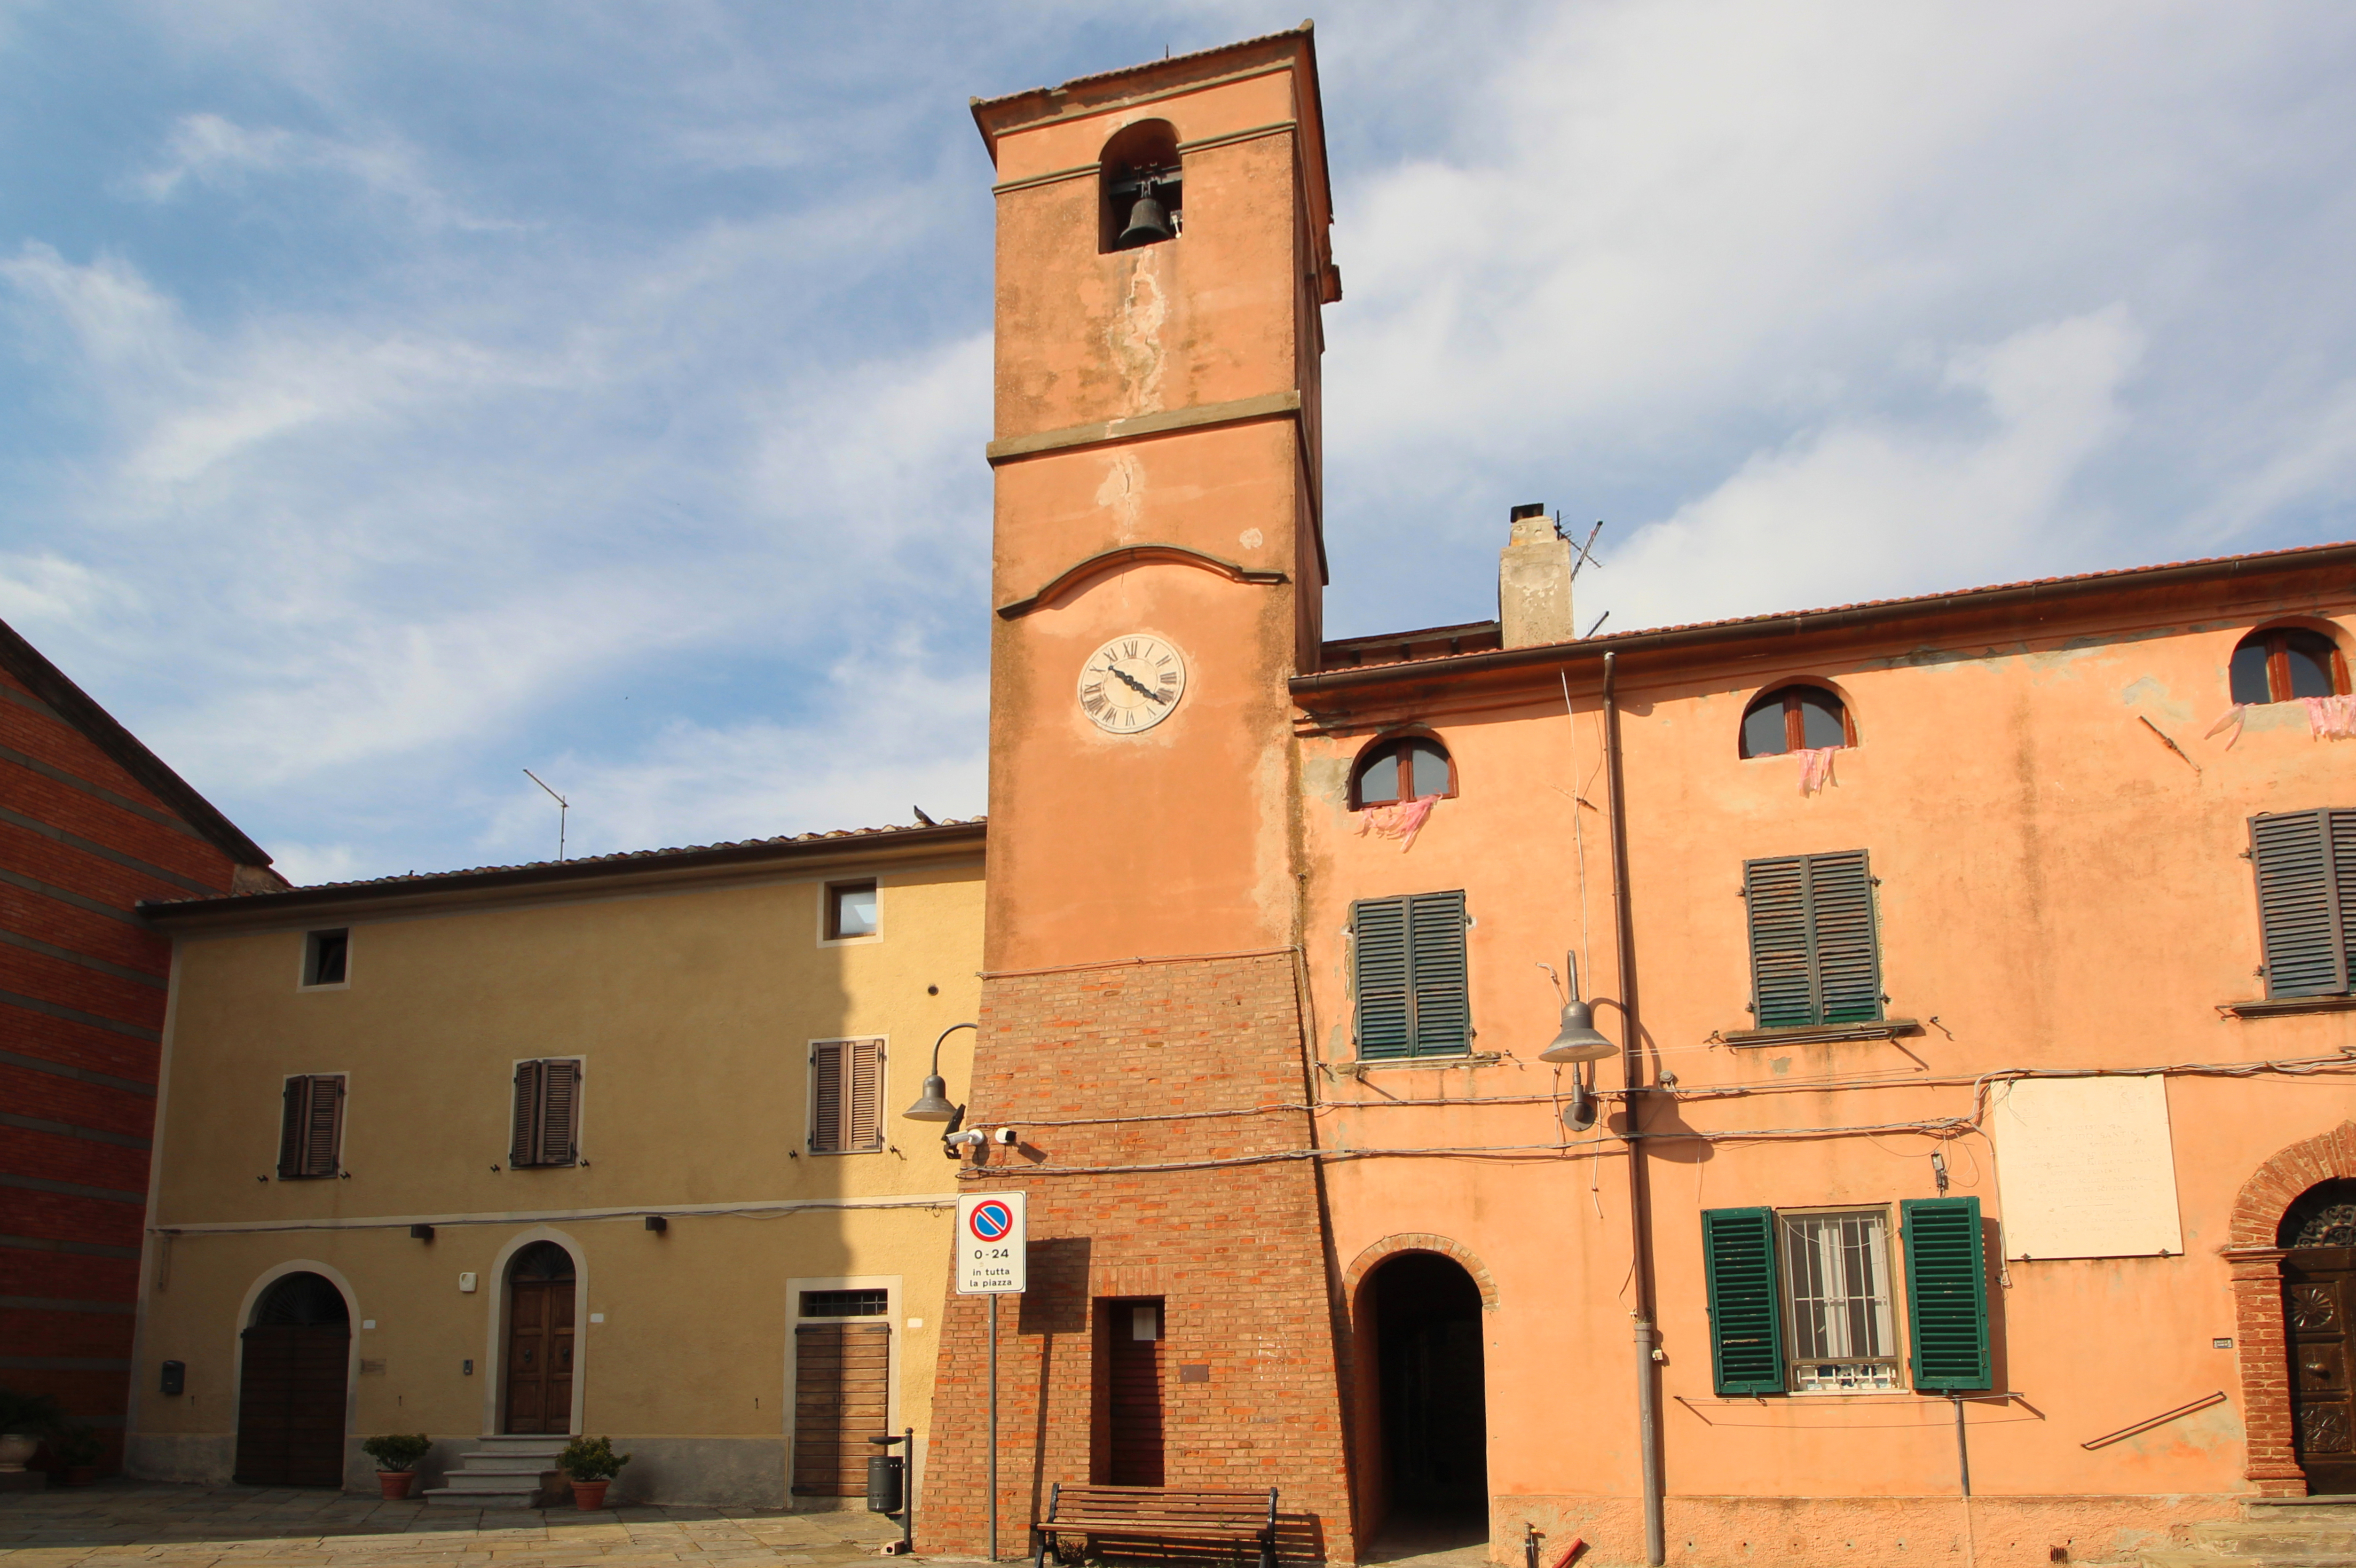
xmin=1539 ymin=954 xmax=1618 ymax=1064
xmin=409 ymin=1224 xmax=435 ymax=1242
xmin=644 ymin=1215 xmax=667 ymax=1233
xmin=905 ymin=1021 xmax=975 ymax=1121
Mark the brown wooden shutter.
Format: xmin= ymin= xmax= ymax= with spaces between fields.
xmin=792 ymin=1320 xmax=890 ymax=1494
xmin=812 ymin=1041 xmax=845 ymax=1152
xmin=510 ymin=1060 xmax=545 ymax=1166
xmin=277 ymin=1078 xmax=307 ymax=1179
xmin=848 ymin=1039 xmax=883 ymax=1151
xmin=541 ymin=1060 xmax=580 ymax=1166
xmin=300 ymin=1076 xmax=344 ymax=1177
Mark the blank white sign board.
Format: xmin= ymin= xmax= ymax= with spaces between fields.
xmin=1991 ymin=1075 xmax=2183 ymax=1260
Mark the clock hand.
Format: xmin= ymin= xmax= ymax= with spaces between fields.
xmin=1096 ymin=663 xmax=1169 ymax=704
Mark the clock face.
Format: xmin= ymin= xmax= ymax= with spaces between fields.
xmin=1079 ymin=633 xmax=1187 ymax=733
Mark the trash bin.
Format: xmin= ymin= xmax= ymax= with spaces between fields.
xmin=866 ymin=1450 xmax=904 ymax=1514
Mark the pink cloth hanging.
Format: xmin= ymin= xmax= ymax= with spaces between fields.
xmin=2304 ymin=694 xmax=2356 ymax=739
xmin=2206 ymin=705 xmax=2247 ymax=749
xmin=1796 ymin=746 xmax=1838 ymax=796
xmin=1356 ymin=793 xmax=1440 ymax=851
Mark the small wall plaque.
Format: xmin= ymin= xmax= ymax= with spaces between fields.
xmin=359 ymin=1359 xmax=387 ymax=1375
xmin=1180 ymin=1364 xmax=1210 ymax=1383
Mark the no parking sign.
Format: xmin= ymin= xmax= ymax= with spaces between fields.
xmin=956 ymin=1192 xmax=1027 ymax=1294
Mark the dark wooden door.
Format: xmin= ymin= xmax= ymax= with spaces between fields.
xmin=504 ymin=1278 xmax=576 ymax=1434
xmin=2287 ymin=1247 xmax=2356 ymax=1495
xmin=234 ymin=1324 xmax=348 ymax=1486
xmin=1107 ymin=1300 xmax=1164 ymax=1486
xmin=792 ymin=1322 xmax=890 ymax=1495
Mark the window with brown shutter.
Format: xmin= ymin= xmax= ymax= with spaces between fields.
xmin=810 ymin=1038 xmax=885 ymax=1153
xmin=276 ymin=1074 xmax=345 ymax=1179
xmin=508 ymin=1058 xmax=582 ymax=1168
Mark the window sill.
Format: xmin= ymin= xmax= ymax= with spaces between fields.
xmin=1334 ymin=1051 xmax=1499 ymax=1077
xmin=2219 ymin=994 xmax=2356 ymax=1019
xmin=1718 ymin=1019 xmax=1921 ymax=1048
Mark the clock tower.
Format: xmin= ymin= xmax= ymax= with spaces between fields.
xmin=923 ymin=25 xmax=1355 ymax=1560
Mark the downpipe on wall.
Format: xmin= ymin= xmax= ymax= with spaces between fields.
xmin=1602 ymin=651 xmax=1667 ymax=1568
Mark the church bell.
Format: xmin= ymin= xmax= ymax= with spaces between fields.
xmin=1118 ymin=183 xmax=1174 ymax=248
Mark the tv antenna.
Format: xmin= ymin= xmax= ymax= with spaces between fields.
xmin=523 ymin=769 xmax=569 ymax=861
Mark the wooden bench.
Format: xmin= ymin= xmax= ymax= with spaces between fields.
xmin=1031 ymin=1483 xmax=1278 ymax=1568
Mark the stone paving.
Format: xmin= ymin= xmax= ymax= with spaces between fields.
xmin=0 ymin=1483 xmax=923 ymax=1568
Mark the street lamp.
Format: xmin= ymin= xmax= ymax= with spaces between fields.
xmin=904 ymin=1021 xmax=976 ymax=1121
xmin=1540 ymin=955 xmax=1618 ymax=1063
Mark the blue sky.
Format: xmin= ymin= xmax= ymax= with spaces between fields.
xmin=5 ymin=2 xmax=2355 ymax=884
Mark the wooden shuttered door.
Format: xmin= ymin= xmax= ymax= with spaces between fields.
xmin=811 ymin=1038 xmax=885 ymax=1152
xmin=792 ymin=1320 xmax=890 ymax=1494
xmin=1744 ymin=851 xmax=1882 ymax=1028
xmin=509 ymin=1059 xmax=581 ymax=1167
xmin=276 ymin=1074 xmax=345 ymax=1179
xmin=1901 ymin=1197 xmax=1991 ymax=1391
xmin=1702 ymin=1207 xmax=1787 ymax=1395
xmin=1353 ymin=890 xmax=1471 ymax=1059
xmin=2251 ymin=809 xmax=2356 ymax=998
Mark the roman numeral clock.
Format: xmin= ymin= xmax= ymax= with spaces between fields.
xmin=1078 ymin=634 xmax=1187 ymax=733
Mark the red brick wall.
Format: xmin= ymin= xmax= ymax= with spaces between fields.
xmin=0 ymin=664 xmax=237 ymax=1472
xmin=923 ymin=953 xmax=1357 ymax=1563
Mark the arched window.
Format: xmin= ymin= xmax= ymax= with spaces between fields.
xmin=251 ymin=1270 xmax=348 ymax=1327
xmin=1352 ymin=734 xmax=1454 ymax=808
xmin=1099 ymin=120 xmax=1182 ymax=253
xmin=1740 ymin=685 xmax=1853 ymax=759
xmin=2230 ymin=626 xmax=2349 ymax=706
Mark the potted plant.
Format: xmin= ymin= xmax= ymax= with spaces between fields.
xmin=557 ymin=1435 xmax=630 ymax=1510
xmin=0 ymin=1388 xmax=63 ymax=1474
xmin=51 ymin=1425 xmax=102 ymax=1487
xmin=361 ymin=1433 xmax=433 ymax=1500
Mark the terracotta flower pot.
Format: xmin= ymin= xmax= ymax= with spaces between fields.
xmin=569 ymin=1478 xmax=609 ymax=1510
xmin=377 ymin=1470 xmax=416 ymax=1501
xmin=0 ymin=1435 xmax=37 ymax=1473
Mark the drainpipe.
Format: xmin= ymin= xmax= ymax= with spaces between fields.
xmin=1602 ymin=650 xmax=1666 ymax=1568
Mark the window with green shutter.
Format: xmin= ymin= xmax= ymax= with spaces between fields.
xmin=1702 ymin=1207 xmax=1786 ymax=1395
xmin=1900 ymin=1197 xmax=1990 ymax=1392
xmin=1743 ymin=850 xmax=1883 ymax=1027
xmin=1351 ymin=890 xmax=1471 ymax=1059
xmin=2250 ymin=809 xmax=2356 ymax=998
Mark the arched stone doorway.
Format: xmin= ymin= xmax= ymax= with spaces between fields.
xmin=504 ymin=1241 xmax=577 ymax=1434
xmin=234 ymin=1271 xmax=349 ymax=1487
xmin=2227 ymin=1123 xmax=2356 ymax=1495
xmin=1360 ymin=1251 xmax=1489 ymax=1543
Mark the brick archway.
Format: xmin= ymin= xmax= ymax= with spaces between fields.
xmin=1342 ymin=1232 xmax=1499 ymax=1311
xmin=2226 ymin=1121 xmax=2356 ymax=1495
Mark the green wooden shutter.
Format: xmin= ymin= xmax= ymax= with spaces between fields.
xmin=1745 ymin=851 xmax=1882 ymax=1027
xmin=1809 ymin=851 xmax=1882 ymax=1023
xmin=1702 ymin=1207 xmax=1786 ymax=1395
xmin=1901 ymin=1197 xmax=1990 ymax=1391
xmin=1353 ymin=897 xmax=1411 ymax=1059
xmin=2252 ymin=810 xmax=2354 ymax=998
xmin=1406 ymin=890 xmax=1470 ymax=1057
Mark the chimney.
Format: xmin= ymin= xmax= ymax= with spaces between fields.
xmin=1499 ymin=502 xmax=1575 ymax=649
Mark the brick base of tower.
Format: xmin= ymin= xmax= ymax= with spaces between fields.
xmin=922 ymin=953 xmax=1357 ymax=1564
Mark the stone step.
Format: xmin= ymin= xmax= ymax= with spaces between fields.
xmin=421 ymin=1485 xmax=543 ymax=1510
xmin=2140 ymin=1553 xmax=2356 ymax=1568
xmin=2189 ymin=1525 xmax=2356 ymax=1555
xmin=454 ymin=1453 xmax=566 ymax=1473
xmin=440 ymin=1468 xmax=563 ymax=1491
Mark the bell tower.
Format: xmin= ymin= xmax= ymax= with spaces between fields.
xmin=975 ymin=21 xmax=1338 ymax=972
xmin=923 ymin=27 xmax=1355 ymax=1562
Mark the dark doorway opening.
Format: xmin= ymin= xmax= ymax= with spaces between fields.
xmin=1095 ymin=1298 xmax=1165 ymax=1486
xmin=1364 ymin=1254 xmax=1488 ymax=1559
xmin=504 ymin=1241 xmax=576 ymax=1435
xmin=234 ymin=1271 xmax=349 ymax=1487
xmin=2282 ymin=1181 xmax=2356 ymax=1494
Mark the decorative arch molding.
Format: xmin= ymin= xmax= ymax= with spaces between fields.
xmin=995 ymin=543 xmax=1287 ymax=619
xmin=2224 ymin=1121 xmax=2356 ymax=1494
xmin=480 ymin=1225 xmax=590 ymax=1438
xmin=1340 ymin=1232 xmax=1499 ymax=1312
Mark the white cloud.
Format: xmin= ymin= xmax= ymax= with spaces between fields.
xmin=133 ymin=111 xmax=518 ymax=231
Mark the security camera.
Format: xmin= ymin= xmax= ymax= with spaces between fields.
xmin=945 ymin=1129 xmax=986 ymax=1148
xmin=992 ymin=1127 xmax=1020 ymax=1146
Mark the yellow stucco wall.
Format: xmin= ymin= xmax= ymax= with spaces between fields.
xmin=128 ymin=847 xmax=983 ymax=1506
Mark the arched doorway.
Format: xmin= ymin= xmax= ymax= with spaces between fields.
xmin=2281 ymin=1180 xmax=2356 ymax=1494
xmin=234 ymin=1271 xmax=349 ymax=1487
xmin=1367 ymin=1253 xmax=1489 ymax=1535
xmin=504 ymin=1241 xmax=577 ymax=1434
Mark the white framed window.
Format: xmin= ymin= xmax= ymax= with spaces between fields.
xmin=1780 ymin=1207 xmax=1901 ymax=1393
xmin=822 ymin=880 xmax=880 ymax=943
